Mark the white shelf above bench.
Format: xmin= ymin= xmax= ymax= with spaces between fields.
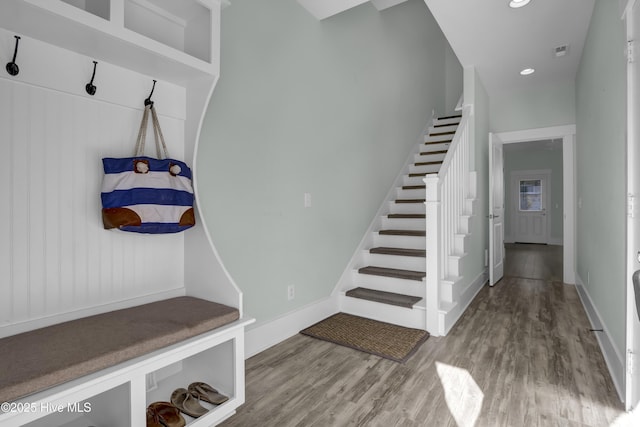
xmin=1 ymin=0 xmax=220 ymax=84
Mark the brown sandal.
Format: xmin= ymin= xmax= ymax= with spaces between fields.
xmin=147 ymin=402 xmax=185 ymax=427
xmin=188 ymin=381 xmax=229 ymax=405
xmin=171 ymin=388 xmax=208 ymax=418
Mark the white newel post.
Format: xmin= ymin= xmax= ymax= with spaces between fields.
xmin=424 ymin=174 xmax=441 ymax=335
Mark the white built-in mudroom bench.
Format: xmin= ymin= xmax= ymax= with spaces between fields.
xmin=0 ymin=1 xmax=253 ymax=426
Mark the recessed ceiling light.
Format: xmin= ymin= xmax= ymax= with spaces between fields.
xmin=520 ymin=68 xmax=535 ymax=76
xmin=509 ymin=0 xmax=531 ymax=8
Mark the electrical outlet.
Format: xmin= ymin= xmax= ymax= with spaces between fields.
xmin=304 ymin=193 xmax=311 ymax=208
xmin=484 ymin=249 xmax=488 ymax=267
xmin=288 ymin=285 xmax=295 ymax=301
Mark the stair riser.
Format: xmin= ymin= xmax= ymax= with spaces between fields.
xmin=459 ymin=215 xmax=472 ymax=235
xmin=465 ymin=198 xmax=476 ymax=216
xmin=409 ymin=164 xmax=441 ymax=175
xmin=414 ymin=152 xmax=447 ymax=163
xmin=447 ymin=255 xmax=464 ymax=278
xmin=443 ymin=274 xmax=474 ymax=304
xmin=403 ymin=175 xmax=430 ymax=187
xmin=425 ymin=134 xmax=453 ymax=143
xmin=373 ymin=234 xmax=426 ymax=249
xmin=454 ymin=234 xmax=468 ymax=255
xmin=396 ymin=187 xmax=425 ymax=199
xmin=340 ymin=295 xmax=426 ymax=330
xmin=350 ymin=272 xmax=425 ymax=296
xmin=428 ymin=124 xmax=458 ymax=134
xmin=441 ymin=280 xmax=455 ymax=303
xmin=388 ymin=201 xmax=425 ymax=215
xmin=361 ymin=252 xmax=426 ymax=272
xmin=422 ymin=142 xmax=451 ymax=152
xmin=381 ymin=217 xmax=424 ymax=230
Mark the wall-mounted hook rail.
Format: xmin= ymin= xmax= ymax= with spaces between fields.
xmin=144 ymin=79 xmax=157 ymax=108
xmin=85 ymin=61 xmax=98 ymax=96
xmin=6 ymin=35 xmax=21 ymax=76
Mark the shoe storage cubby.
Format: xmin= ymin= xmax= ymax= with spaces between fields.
xmin=23 ymin=383 xmax=131 ymax=427
xmin=146 ymin=340 xmax=235 ymax=424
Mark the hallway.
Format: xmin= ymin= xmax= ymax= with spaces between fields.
xmin=222 ymin=245 xmax=623 ymax=426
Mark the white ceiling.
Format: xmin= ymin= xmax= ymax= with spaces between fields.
xmin=424 ymin=0 xmax=596 ymax=97
xmin=296 ymin=0 xmax=598 ymax=98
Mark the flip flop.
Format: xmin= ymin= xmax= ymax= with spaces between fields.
xmin=188 ymin=381 xmax=229 ymax=405
xmin=146 ymin=406 xmax=164 ymax=427
xmin=147 ymin=402 xmax=185 ymax=427
xmin=170 ymin=388 xmax=208 ymax=418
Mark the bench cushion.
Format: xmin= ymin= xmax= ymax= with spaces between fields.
xmin=0 ymin=296 xmax=239 ymax=403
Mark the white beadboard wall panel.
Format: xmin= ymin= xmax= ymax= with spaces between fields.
xmin=0 ymin=33 xmax=190 ymax=335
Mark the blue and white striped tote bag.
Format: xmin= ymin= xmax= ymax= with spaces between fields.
xmin=101 ymin=104 xmax=195 ymax=234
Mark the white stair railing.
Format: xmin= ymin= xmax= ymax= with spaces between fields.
xmin=424 ymin=106 xmax=472 ymax=335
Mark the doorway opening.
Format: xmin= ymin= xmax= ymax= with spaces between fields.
xmin=504 ymin=139 xmax=563 ymax=245
xmin=490 ymin=125 xmax=575 ymax=285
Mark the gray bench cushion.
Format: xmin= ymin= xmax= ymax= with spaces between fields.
xmin=0 ymin=296 xmax=239 ymax=403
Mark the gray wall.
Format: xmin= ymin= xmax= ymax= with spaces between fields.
xmin=575 ymin=0 xmax=627 ymax=355
xmin=504 ymin=145 xmax=563 ymax=244
xmin=491 ymin=80 xmax=576 ymax=132
xmin=197 ymin=0 xmax=453 ymax=325
xmin=445 ymin=44 xmax=463 ymax=114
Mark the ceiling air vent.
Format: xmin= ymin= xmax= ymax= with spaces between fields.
xmin=554 ymin=45 xmax=569 ymax=58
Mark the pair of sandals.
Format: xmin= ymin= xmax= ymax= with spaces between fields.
xmin=146 ymin=382 xmax=229 ymax=427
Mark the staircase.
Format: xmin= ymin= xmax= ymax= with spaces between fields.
xmin=337 ymin=114 xmax=463 ymax=330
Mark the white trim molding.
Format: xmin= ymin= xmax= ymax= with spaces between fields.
xmin=575 ymin=274 xmax=625 ymax=402
xmin=244 ymin=296 xmax=338 ymax=358
xmin=495 ymin=125 xmax=576 ymax=284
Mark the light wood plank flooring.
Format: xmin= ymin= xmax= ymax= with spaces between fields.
xmin=222 ymin=244 xmax=624 ymax=426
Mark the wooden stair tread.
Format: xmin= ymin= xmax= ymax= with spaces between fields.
xmin=414 ymin=160 xmax=443 ymax=166
xmin=419 ymin=150 xmax=449 ymax=155
xmin=424 ymin=140 xmax=452 ymax=145
xmin=388 ymin=213 xmax=425 ymax=219
xmin=401 ymin=185 xmax=425 ymax=190
xmin=429 ymin=131 xmax=456 ymax=136
xmin=395 ymin=198 xmax=426 ymax=204
xmin=370 ymin=247 xmax=426 ymax=257
xmin=379 ymin=229 xmax=425 ymax=236
xmin=346 ymin=287 xmax=422 ymax=308
xmin=357 ymin=266 xmax=426 ymax=281
xmin=438 ymin=114 xmax=462 ymax=120
xmin=409 ymin=172 xmax=437 ymax=177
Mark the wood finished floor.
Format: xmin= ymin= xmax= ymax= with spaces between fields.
xmin=221 ymin=244 xmax=624 ymax=427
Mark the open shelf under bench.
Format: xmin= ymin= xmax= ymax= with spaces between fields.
xmin=2 ymin=317 xmax=254 ymax=427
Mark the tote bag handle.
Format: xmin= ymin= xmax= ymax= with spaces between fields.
xmin=133 ymin=104 xmax=170 ymax=159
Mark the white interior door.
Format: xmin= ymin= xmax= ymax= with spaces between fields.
xmin=512 ymin=173 xmax=549 ymax=244
xmin=626 ymin=0 xmax=640 ymax=411
xmin=489 ymin=133 xmax=504 ymax=286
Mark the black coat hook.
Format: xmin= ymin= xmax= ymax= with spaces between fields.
xmin=85 ymin=61 xmax=98 ymax=96
xmin=6 ymin=35 xmax=21 ymax=76
xmin=144 ymin=79 xmax=157 ymax=108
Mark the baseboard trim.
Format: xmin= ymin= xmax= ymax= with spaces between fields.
xmin=440 ymin=269 xmax=488 ymax=335
xmin=245 ymin=296 xmax=339 ymax=358
xmin=575 ymin=274 xmax=625 ymax=402
xmin=548 ymin=237 xmax=563 ymax=245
